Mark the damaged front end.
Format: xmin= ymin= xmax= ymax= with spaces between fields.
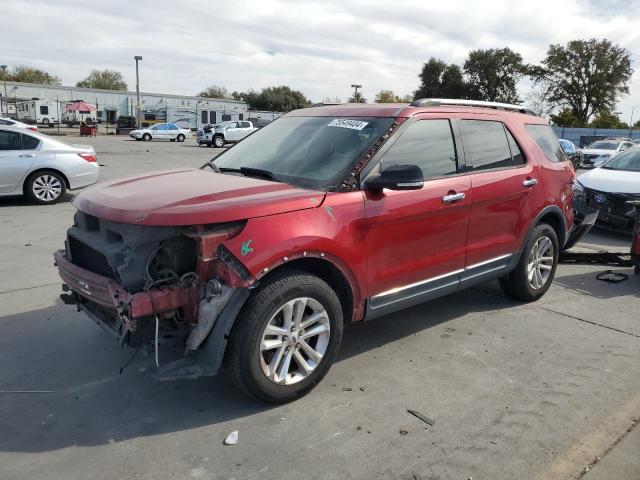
xmin=55 ymin=210 xmax=254 ymax=378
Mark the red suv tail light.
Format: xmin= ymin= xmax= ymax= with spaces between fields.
xmin=28 ymin=126 xmax=38 ymax=132
xmin=78 ymin=153 xmax=97 ymax=163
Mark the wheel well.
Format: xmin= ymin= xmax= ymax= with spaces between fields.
xmin=537 ymin=211 xmax=565 ymax=246
xmin=23 ymin=168 xmax=70 ymax=192
xmin=260 ymin=258 xmax=355 ymax=323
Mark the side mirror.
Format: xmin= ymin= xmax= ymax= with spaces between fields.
xmin=364 ymin=164 xmax=424 ymax=191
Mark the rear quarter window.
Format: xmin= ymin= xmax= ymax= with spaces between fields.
xmin=525 ymin=124 xmax=567 ymax=163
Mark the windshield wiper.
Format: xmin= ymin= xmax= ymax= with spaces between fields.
xmin=219 ymin=167 xmax=282 ymax=182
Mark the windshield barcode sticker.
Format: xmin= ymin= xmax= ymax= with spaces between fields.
xmin=328 ymin=119 xmax=369 ymax=130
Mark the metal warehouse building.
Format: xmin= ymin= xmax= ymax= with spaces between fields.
xmin=0 ymin=80 xmax=248 ymax=128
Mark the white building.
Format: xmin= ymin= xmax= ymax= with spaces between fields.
xmin=0 ymin=80 xmax=247 ymax=129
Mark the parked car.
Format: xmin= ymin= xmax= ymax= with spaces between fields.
xmin=55 ymin=99 xmax=584 ymax=402
xmin=197 ymin=120 xmax=256 ymax=147
xmin=129 ymin=123 xmax=192 ymax=142
xmin=0 ymin=117 xmax=38 ymax=132
xmin=0 ymin=126 xmax=99 ymax=204
xmin=117 ymin=116 xmax=137 ymax=129
xmin=581 ymin=138 xmax=634 ymax=168
xmin=559 ymin=139 xmax=582 ymax=169
xmin=573 ymin=146 xmax=640 ymax=231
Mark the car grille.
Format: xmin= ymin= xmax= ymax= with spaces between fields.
xmin=584 ymin=188 xmax=640 ymax=227
xmin=67 ymin=235 xmax=116 ymax=279
xmin=582 ymin=154 xmax=600 ymax=163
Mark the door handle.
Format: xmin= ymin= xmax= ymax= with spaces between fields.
xmin=19 ymin=153 xmax=35 ymax=158
xmin=442 ymin=192 xmax=465 ymax=203
xmin=523 ymin=178 xmax=538 ymax=187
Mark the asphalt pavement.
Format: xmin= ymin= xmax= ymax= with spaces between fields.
xmin=0 ymin=135 xmax=638 ymax=480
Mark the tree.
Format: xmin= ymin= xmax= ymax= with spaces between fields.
xmin=522 ymin=87 xmax=554 ymax=118
xmin=76 ymin=69 xmax=127 ymax=90
xmin=588 ymin=111 xmax=628 ymax=129
xmin=463 ymin=47 xmax=526 ymax=103
xmin=347 ymin=94 xmax=367 ymax=103
xmin=244 ymin=86 xmax=310 ymax=111
xmin=549 ymin=108 xmax=583 ymax=127
xmin=374 ymin=90 xmax=412 ymax=103
xmin=534 ymin=39 xmax=633 ymax=125
xmin=5 ymin=65 xmax=61 ymax=85
xmin=414 ymin=58 xmax=467 ymax=100
xmin=198 ymin=85 xmax=231 ymax=99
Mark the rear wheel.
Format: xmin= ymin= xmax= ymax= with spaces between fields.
xmin=500 ymin=224 xmax=559 ymax=301
xmin=214 ymin=135 xmax=225 ymax=148
xmin=25 ymin=170 xmax=67 ymax=205
xmin=224 ymin=270 xmax=343 ymax=403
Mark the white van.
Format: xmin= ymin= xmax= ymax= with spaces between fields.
xmin=16 ymin=100 xmax=60 ymax=127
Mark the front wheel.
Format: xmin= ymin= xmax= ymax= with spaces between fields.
xmin=500 ymin=224 xmax=559 ymax=301
xmin=224 ymin=270 xmax=343 ymax=403
xmin=143 ymin=133 xmax=151 ymax=141
xmin=214 ymin=135 xmax=225 ymax=148
xmin=176 ymin=134 xmax=185 ymax=142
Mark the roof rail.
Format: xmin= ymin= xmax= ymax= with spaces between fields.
xmin=410 ymin=98 xmax=536 ymax=115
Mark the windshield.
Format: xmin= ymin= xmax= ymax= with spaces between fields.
xmin=213 ymin=116 xmax=395 ymax=189
xmin=601 ymin=148 xmax=640 ymax=172
xmin=588 ymin=141 xmax=618 ymax=150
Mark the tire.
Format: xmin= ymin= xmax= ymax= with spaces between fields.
xmin=177 ymin=134 xmax=185 ymax=142
xmin=224 ymin=269 xmax=343 ymax=403
xmin=214 ymin=135 xmax=225 ymax=148
xmin=25 ymin=170 xmax=67 ymax=205
xmin=143 ymin=133 xmax=151 ymax=141
xmin=42 ymin=118 xmax=49 ymax=126
xmin=499 ymin=224 xmax=559 ymax=302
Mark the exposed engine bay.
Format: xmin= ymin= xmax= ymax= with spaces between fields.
xmin=56 ymin=210 xmax=253 ymax=378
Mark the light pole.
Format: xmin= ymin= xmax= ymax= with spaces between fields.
xmin=629 ymin=105 xmax=640 ymax=135
xmin=350 ymin=84 xmax=362 ymax=103
xmin=1 ymin=65 xmax=8 ymax=117
xmin=134 ymin=56 xmax=142 ymax=128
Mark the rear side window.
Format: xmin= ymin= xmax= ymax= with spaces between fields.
xmin=381 ymin=119 xmax=458 ymax=179
xmin=21 ymin=134 xmax=40 ymax=150
xmin=461 ymin=120 xmax=520 ymax=171
xmin=0 ymin=130 xmax=22 ymax=150
xmin=525 ymin=124 xmax=566 ymax=163
xmin=40 ymin=106 xmax=49 ymax=115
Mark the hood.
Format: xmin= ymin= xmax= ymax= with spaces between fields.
xmin=578 ymin=167 xmax=640 ymax=194
xmin=582 ymin=149 xmax=615 ymax=156
xmin=73 ymin=168 xmax=326 ymax=226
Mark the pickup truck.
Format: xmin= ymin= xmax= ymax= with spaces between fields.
xmin=197 ymin=120 xmax=257 ymax=147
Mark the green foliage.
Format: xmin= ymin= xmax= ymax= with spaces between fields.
xmin=588 ymin=111 xmax=628 ymax=129
xmin=414 ymin=58 xmax=466 ymax=100
xmin=463 ymin=48 xmax=526 ymax=103
xmin=375 ymin=90 xmax=412 ymax=103
xmin=232 ymin=86 xmax=310 ymax=111
xmin=76 ymin=69 xmax=127 ymax=90
xmin=535 ymin=39 xmax=633 ymax=124
xmin=549 ymin=108 xmax=583 ymax=127
xmin=347 ymin=93 xmax=366 ymax=103
xmin=2 ymin=65 xmax=61 ymax=85
xmin=198 ymin=85 xmax=231 ymax=99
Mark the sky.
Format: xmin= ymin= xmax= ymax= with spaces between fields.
xmin=5 ymin=0 xmax=640 ymax=120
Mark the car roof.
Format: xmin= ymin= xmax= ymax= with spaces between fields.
xmin=286 ymin=102 xmax=545 ymax=122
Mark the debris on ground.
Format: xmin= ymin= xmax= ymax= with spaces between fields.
xmin=399 ymin=429 xmax=408 ymax=436
xmin=223 ymin=430 xmax=238 ymax=446
xmin=407 ymin=409 xmax=435 ymax=426
xmin=596 ymin=270 xmax=629 ymax=283
xmin=342 ymin=387 xmax=352 ymax=392
xmin=359 ymin=386 xmax=365 ymax=391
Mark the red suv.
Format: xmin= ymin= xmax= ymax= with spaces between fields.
xmin=56 ymin=99 xmax=579 ymax=402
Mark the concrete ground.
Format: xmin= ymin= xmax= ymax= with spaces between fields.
xmin=0 ymin=135 xmax=638 ymax=480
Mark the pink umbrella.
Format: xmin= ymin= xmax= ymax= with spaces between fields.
xmin=65 ymin=101 xmax=96 ymax=113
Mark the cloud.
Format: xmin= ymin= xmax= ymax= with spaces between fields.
xmin=4 ymin=0 xmax=640 ymax=117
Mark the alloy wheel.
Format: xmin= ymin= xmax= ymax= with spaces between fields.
xmin=527 ymin=236 xmax=554 ymax=290
xmin=259 ymin=297 xmax=330 ymax=385
xmin=32 ymin=174 xmax=62 ymax=202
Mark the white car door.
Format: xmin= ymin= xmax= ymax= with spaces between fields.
xmin=168 ymin=124 xmax=180 ymax=139
xmin=0 ymin=130 xmax=37 ymax=193
xmin=225 ymin=122 xmax=240 ymax=141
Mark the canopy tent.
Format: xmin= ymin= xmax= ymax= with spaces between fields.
xmin=65 ymin=101 xmax=97 ymax=113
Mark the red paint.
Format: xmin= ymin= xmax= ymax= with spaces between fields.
xmin=66 ymin=104 xmax=573 ymax=324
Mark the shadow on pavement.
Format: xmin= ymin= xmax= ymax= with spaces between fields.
xmin=0 ymin=285 xmax=513 ymax=453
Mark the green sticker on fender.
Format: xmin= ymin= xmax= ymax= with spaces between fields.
xmin=241 ymin=239 xmax=254 ymax=256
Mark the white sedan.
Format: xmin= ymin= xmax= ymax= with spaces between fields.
xmin=129 ymin=123 xmax=192 ymax=142
xmin=0 ymin=126 xmax=99 ymax=204
xmin=0 ymin=117 xmax=38 ymax=132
